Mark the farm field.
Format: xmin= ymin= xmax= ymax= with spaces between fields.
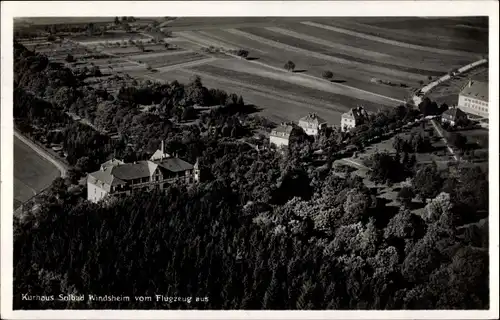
xmin=19 ymin=16 xmax=487 ymax=126
xmin=14 ymin=137 xmax=61 ymax=209
xmin=310 ymin=18 xmax=488 ymax=54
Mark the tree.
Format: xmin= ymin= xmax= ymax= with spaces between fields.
xmin=123 ymin=23 xmax=131 ymax=33
xmin=65 ymin=54 xmax=75 ymax=63
xmin=284 ymin=61 xmax=296 ymax=72
xmin=398 ymin=187 xmax=414 ymax=206
xmin=136 ymin=43 xmax=145 ymax=52
xmin=449 ymin=133 xmax=467 ymax=152
xmin=413 ymin=163 xmax=443 ymax=202
xmin=236 ymin=49 xmax=249 ymax=58
xmin=343 ymin=188 xmax=372 ymax=224
xmin=114 ymin=17 xmax=120 ymax=25
xmin=322 ymin=71 xmax=333 ymax=79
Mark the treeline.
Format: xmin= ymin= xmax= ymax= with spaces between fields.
xmin=13 ymin=41 xmax=489 ymax=310
xmin=14 ymin=149 xmax=489 ymax=310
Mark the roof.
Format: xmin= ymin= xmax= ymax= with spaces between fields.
xmin=154 ymin=157 xmax=194 ymax=172
xmin=109 ymin=161 xmax=152 ymax=180
xmin=460 ymin=80 xmax=488 ymax=101
xmin=88 ymin=170 xmax=126 ymax=189
xmin=271 ymin=124 xmax=294 ymax=136
xmin=101 ymin=158 xmax=124 ymax=170
xmin=150 ymin=149 xmax=170 ymax=161
xmin=442 ymin=107 xmax=467 ymax=121
xmin=299 ymin=113 xmax=327 ymax=125
xmin=342 ymin=106 xmax=368 ymax=122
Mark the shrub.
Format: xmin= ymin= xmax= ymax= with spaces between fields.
xmin=322 ymin=70 xmax=333 ymax=79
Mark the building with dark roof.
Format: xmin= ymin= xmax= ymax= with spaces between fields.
xmin=87 ymin=142 xmax=199 ymax=203
xmin=340 ymin=106 xmax=369 ymax=132
xmin=298 ymin=113 xmax=328 ymax=136
xmin=458 ymin=79 xmax=488 ymax=119
xmin=441 ymin=107 xmax=468 ymax=126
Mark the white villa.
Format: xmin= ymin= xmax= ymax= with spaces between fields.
xmin=87 ymin=142 xmax=199 ymax=203
xmin=269 ymin=123 xmax=294 ymax=148
xmin=298 ymin=113 xmax=328 ymax=136
xmin=340 ymin=106 xmax=369 ymax=132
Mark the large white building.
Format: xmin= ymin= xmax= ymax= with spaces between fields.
xmin=340 ymin=106 xmax=369 ymax=132
xmin=87 ymin=142 xmax=199 ymax=203
xmin=457 ymin=79 xmax=488 ymax=119
xmin=269 ymin=123 xmax=294 ymax=148
xmin=298 ymin=113 xmax=328 ymax=136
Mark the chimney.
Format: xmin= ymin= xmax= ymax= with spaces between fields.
xmin=468 ymin=80 xmax=472 ymax=87
xmin=161 ymin=140 xmax=164 ymax=154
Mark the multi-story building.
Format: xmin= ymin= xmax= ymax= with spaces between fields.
xmin=341 ymin=106 xmax=369 ymax=132
xmin=457 ymin=79 xmax=488 ymax=119
xmin=269 ymin=123 xmax=294 ymax=148
xmin=87 ymin=142 xmax=199 ymax=203
xmin=441 ymin=107 xmax=468 ymax=126
xmin=298 ymin=113 xmax=328 ymax=136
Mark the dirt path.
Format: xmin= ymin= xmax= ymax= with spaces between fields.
xmin=430 ymin=119 xmax=459 ymax=161
xmin=225 ymin=28 xmax=424 ymax=82
xmin=196 ymin=31 xmax=268 ymax=54
xmin=127 ymin=49 xmax=193 ymax=61
xmin=155 ymin=57 xmax=219 ymax=73
xmin=302 ymin=21 xmax=475 ymax=58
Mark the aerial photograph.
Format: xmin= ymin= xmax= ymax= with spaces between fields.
xmin=12 ymin=15 xmax=489 ymax=310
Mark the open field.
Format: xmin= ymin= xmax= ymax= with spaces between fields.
xmin=14 ymin=137 xmax=61 ymax=209
xmin=18 ymin=17 xmax=487 ymax=126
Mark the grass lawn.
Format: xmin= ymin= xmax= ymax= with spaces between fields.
xmin=14 ymin=137 xmax=60 ymax=208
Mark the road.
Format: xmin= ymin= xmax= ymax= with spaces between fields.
xmin=430 ymin=119 xmax=459 ymax=161
xmin=14 ymin=131 xmax=69 ymax=178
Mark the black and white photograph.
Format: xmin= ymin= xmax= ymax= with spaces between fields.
xmin=1 ymin=1 xmax=498 ymax=319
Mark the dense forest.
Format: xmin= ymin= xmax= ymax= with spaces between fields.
xmin=13 ymin=41 xmax=489 ymax=310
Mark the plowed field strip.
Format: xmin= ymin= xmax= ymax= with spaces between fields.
xmin=226 ymin=28 xmax=425 ymax=81
xmin=301 ymin=21 xmax=478 ymax=58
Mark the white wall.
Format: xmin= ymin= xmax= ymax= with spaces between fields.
xmin=270 ymin=135 xmax=289 ymax=148
xmin=87 ymin=181 xmax=108 ymax=203
xmin=341 ymin=117 xmax=355 ymax=132
xmin=458 ymin=95 xmax=488 ymax=118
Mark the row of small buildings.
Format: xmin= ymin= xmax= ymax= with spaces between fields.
xmin=269 ymin=107 xmax=369 ymax=148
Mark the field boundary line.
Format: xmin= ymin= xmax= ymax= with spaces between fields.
xmin=266 ymin=26 xmax=391 ymax=60
xmin=14 ymin=130 xmax=68 ymax=178
xmin=155 ymin=57 xmax=219 ymax=73
xmin=144 ymin=68 xmax=347 ymax=115
xmin=225 ymin=28 xmax=424 ymax=82
xmin=178 ymin=31 xmax=406 ymax=106
xmin=302 ymin=21 xmax=477 ymax=58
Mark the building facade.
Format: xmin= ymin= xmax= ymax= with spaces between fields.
xmin=441 ymin=107 xmax=468 ymax=126
xmin=457 ymin=80 xmax=488 ymax=119
xmin=298 ymin=113 xmax=328 ymax=136
xmin=269 ymin=123 xmax=294 ymax=148
xmin=87 ymin=143 xmax=199 ymax=203
xmin=341 ymin=106 xmax=369 ymax=132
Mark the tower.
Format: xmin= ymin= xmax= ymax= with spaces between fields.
xmin=193 ymin=158 xmax=200 ymax=182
